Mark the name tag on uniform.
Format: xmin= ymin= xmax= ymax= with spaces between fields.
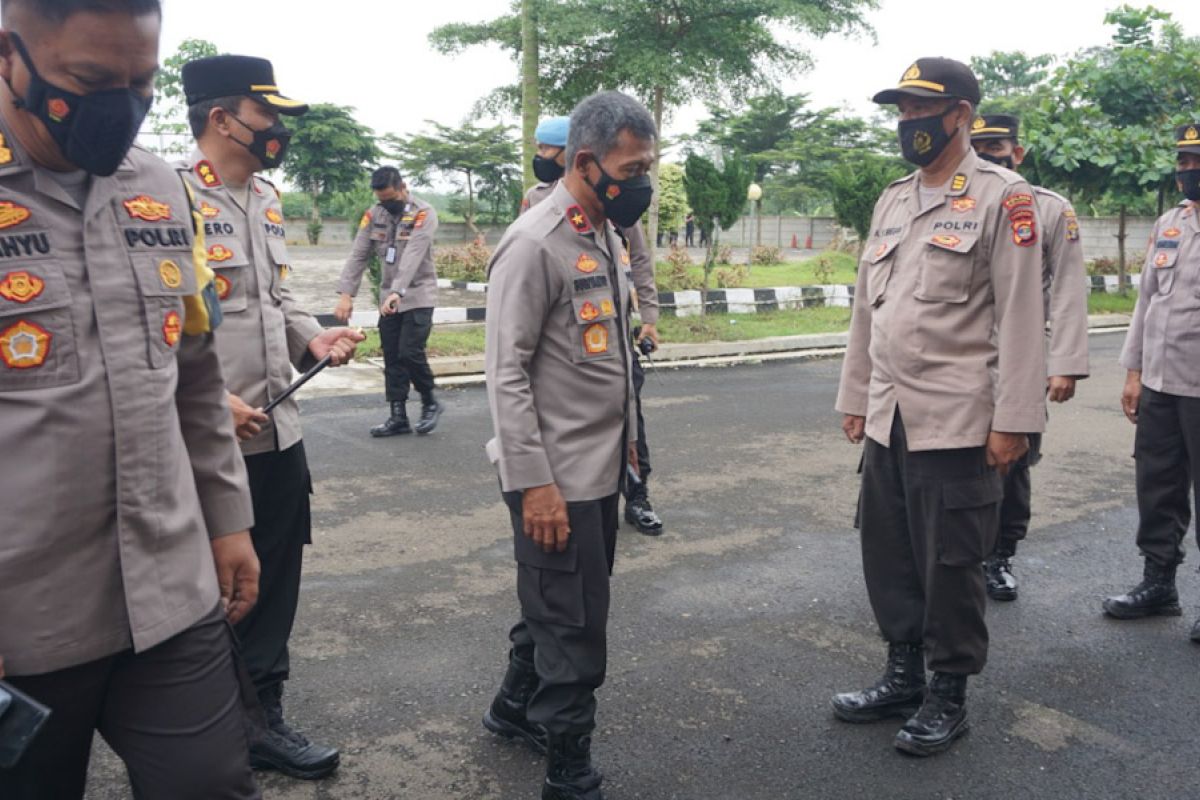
xmin=385 ymin=246 xmax=397 ymax=264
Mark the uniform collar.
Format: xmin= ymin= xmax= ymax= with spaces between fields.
xmin=904 ymin=148 xmax=977 ymax=217
xmin=550 ymin=180 xmax=614 ymax=255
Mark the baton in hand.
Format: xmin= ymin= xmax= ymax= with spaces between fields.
xmin=263 ymin=354 xmax=332 ymax=414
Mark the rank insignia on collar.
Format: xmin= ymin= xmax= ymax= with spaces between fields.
xmin=951 ymin=174 xmax=967 ymax=192
xmin=583 ymin=322 xmax=609 ymax=355
xmin=931 ymin=234 xmax=961 ymax=248
xmin=123 ymin=195 xmax=172 ymax=222
xmin=158 ymin=259 xmax=183 ymax=289
xmin=207 ymin=244 xmax=234 ymax=263
xmin=214 ymin=273 xmax=232 ymax=300
xmin=0 ymin=319 xmax=51 ymax=369
xmin=575 ymin=253 xmax=599 ymax=274
xmin=566 ymin=204 xmax=592 ymax=234
xmin=580 ymin=301 xmax=600 ymax=321
xmin=0 ymin=270 xmax=44 ymax=303
xmin=162 ymin=310 xmax=182 ymax=347
xmin=265 ymin=208 xmax=283 ymax=224
xmin=951 ymin=197 xmax=976 ymax=213
xmin=199 ymin=202 xmax=220 ymax=219
xmin=1163 ymin=227 xmax=1181 ymax=239
xmin=196 ymin=160 xmax=221 ymax=187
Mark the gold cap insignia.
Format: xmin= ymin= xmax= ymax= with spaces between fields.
xmin=972 ymin=118 xmax=986 ymax=130
xmin=903 ymin=64 xmax=920 ymax=81
xmin=1187 ymin=126 xmax=1198 ymax=141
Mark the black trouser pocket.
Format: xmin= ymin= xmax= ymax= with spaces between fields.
xmin=937 ymin=472 xmax=1003 ymax=567
xmin=515 ymin=530 xmax=585 ymax=628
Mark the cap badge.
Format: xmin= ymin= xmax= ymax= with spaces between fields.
xmin=903 ymin=64 xmax=921 ymax=81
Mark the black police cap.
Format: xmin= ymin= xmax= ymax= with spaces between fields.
xmin=182 ymin=55 xmax=308 ymax=116
xmin=873 ymin=57 xmax=981 ymax=106
xmin=970 ymin=114 xmax=1020 ymax=142
xmin=1176 ymin=123 xmax=1200 ymax=155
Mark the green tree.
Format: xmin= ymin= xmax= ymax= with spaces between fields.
xmin=387 ymin=121 xmax=520 ymax=234
xmin=684 ymin=153 xmax=750 ymax=308
xmin=656 ymin=162 xmax=688 ymax=239
xmin=520 ymin=0 xmax=540 ymax=189
xmin=970 ymin=51 xmax=1054 ymax=106
xmin=145 ymin=38 xmax=219 ymax=158
xmin=829 ymin=154 xmax=908 ymax=258
xmin=282 ymin=104 xmax=380 ymax=244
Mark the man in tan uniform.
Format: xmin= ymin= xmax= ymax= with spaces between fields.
xmin=1105 ymin=123 xmax=1200 ymax=639
xmin=334 ymin=166 xmax=442 ymax=437
xmin=0 ymin=2 xmax=262 ymax=797
xmin=970 ymin=114 xmax=1091 ymax=601
xmin=832 ymin=58 xmax=1046 ymax=757
xmin=483 ymin=91 xmax=654 ymax=800
xmin=522 ymin=115 xmax=664 ymax=536
xmin=180 ymin=54 xmax=363 ymax=780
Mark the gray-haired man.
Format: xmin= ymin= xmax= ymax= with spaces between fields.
xmin=481 ymin=91 xmax=656 ymax=800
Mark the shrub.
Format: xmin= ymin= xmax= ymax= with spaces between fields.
xmin=434 ymin=241 xmax=492 ymax=282
xmin=811 ymin=254 xmax=837 ymax=285
xmin=750 ymin=245 xmax=782 ymax=266
xmin=306 ymin=221 xmax=322 ymax=245
xmin=715 ymin=264 xmax=749 ymax=288
xmin=716 ymin=244 xmax=734 ymax=265
xmin=657 ymin=246 xmax=702 ymax=291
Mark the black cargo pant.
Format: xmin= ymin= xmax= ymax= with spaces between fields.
xmin=1133 ymin=386 xmax=1200 ymax=569
xmin=380 ymin=307 xmax=435 ymax=404
xmin=624 ymin=350 xmax=652 ymax=502
xmin=994 ymin=433 xmax=1043 ymax=558
xmin=0 ymin=607 xmax=260 ymax=800
xmin=503 ymin=491 xmax=619 ymax=735
xmin=236 ymin=441 xmax=311 ymax=693
xmin=857 ymin=411 xmax=1004 ymax=675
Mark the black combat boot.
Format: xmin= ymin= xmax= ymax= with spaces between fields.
xmin=482 ymin=651 xmax=547 ymax=755
xmin=894 ymin=672 xmax=969 ymax=756
xmin=414 ymin=396 xmax=443 ymax=435
xmin=624 ymin=488 xmax=663 ymax=536
xmin=249 ymin=683 xmax=340 ymax=780
xmin=984 ymin=554 xmax=1018 ymax=601
xmin=831 ymin=642 xmax=925 ymax=723
xmin=1102 ymin=561 xmax=1181 ymax=619
xmin=543 ymin=731 xmax=604 ymax=800
xmin=370 ymin=401 xmax=411 ymax=437
xmin=1190 ymin=617 xmax=1200 ymax=643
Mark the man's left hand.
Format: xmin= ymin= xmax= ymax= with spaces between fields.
xmin=308 ymin=327 xmax=366 ymax=366
xmin=1047 ymin=376 xmax=1076 ymax=404
xmin=380 ymin=293 xmax=402 ymax=316
xmin=986 ymin=431 xmax=1029 ymax=476
xmin=211 ymin=531 xmax=260 ymax=624
xmin=637 ymin=323 xmax=660 ymax=351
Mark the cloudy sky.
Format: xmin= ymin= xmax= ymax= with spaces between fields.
xmin=156 ymin=0 xmax=1200 ymax=154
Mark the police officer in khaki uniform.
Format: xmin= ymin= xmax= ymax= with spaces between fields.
xmin=179 ymin=55 xmax=362 ymax=780
xmin=832 ymin=58 xmax=1047 ymax=757
xmin=482 ymin=91 xmax=655 ymax=800
xmin=335 ymin=166 xmax=442 ymax=437
xmin=522 ymin=115 xmax=664 ymax=536
xmin=0 ymin=2 xmax=262 ymax=797
xmin=1105 ymin=123 xmax=1200 ymax=638
xmin=969 ymin=114 xmax=1091 ymax=600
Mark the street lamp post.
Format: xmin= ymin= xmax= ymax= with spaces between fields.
xmin=747 ymin=182 xmax=763 ymax=254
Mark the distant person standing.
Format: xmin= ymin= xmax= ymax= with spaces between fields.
xmin=686 ymin=213 xmax=695 ymax=247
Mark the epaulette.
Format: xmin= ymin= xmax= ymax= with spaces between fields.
xmin=975 ymin=160 xmax=1025 ymax=186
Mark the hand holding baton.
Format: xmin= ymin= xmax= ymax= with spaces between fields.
xmin=263 ymin=354 xmax=332 ymax=414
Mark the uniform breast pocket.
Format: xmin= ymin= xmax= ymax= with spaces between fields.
xmin=131 ymin=253 xmax=194 ymax=369
xmin=569 ymin=291 xmax=619 ymax=364
xmin=1151 ymin=249 xmax=1178 ymax=295
xmin=208 ymin=240 xmax=251 ymax=313
xmin=864 ymin=239 xmax=899 ymax=305
xmin=0 ymin=262 xmax=81 ymax=392
xmin=266 ymin=237 xmax=291 ymax=301
xmin=915 ymin=233 xmax=980 ymax=304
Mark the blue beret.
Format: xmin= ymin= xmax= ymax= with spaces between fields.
xmin=534 ymin=116 xmax=570 ymax=147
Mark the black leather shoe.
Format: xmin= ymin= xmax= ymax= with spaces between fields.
xmin=984 ymin=556 xmax=1018 ymax=601
xmin=832 ymin=642 xmax=925 ymax=723
xmin=414 ymin=399 xmax=443 ymax=435
xmin=483 ymin=652 xmax=547 ymax=755
xmin=249 ymin=684 xmax=340 ymax=780
xmin=625 ymin=496 xmax=663 ymax=536
xmin=543 ymin=732 xmax=604 ymax=800
xmin=894 ymin=672 xmax=969 ymax=757
xmin=370 ymin=401 xmax=411 ymax=437
xmin=1103 ymin=561 xmax=1181 ymax=619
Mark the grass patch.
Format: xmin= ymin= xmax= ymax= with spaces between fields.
xmin=1088 ymin=291 xmax=1137 ymax=314
xmin=359 ymin=324 xmax=486 ymax=359
xmin=659 ymin=307 xmax=852 ymax=342
xmin=655 ymin=251 xmax=859 ymax=289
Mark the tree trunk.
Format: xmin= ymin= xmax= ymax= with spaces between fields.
xmin=701 ymin=222 xmax=717 ymax=316
xmin=520 ymin=0 xmax=539 ymax=191
xmin=308 ymin=188 xmax=321 ymax=245
xmin=466 ymin=170 xmax=479 ymax=235
xmin=645 ymin=86 xmax=665 ymax=272
xmin=1117 ymin=203 xmax=1128 ymax=296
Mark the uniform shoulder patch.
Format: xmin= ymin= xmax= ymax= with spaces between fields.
xmin=359 ymin=210 xmax=371 ymax=229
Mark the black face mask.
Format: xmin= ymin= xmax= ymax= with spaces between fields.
xmin=532 ymin=154 xmax=564 ymax=184
xmin=381 ymin=198 xmax=406 ymax=216
xmin=230 ymin=114 xmax=292 ymax=170
xmin=586 ymin=161 xmax=653 ymax=228
xmin=8 ymin=32 xmax=152 ymax=176
xmin=1178 ymin=169 xmax=1200 ymax=202
xmin=977 ymin=151 xmax=1015 ymax=170
xmin=897 ymin=107 xmax=958 ymax=167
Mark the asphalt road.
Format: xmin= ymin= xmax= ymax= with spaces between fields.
xmin=87 ymin=330 xmax=1200 ymax=799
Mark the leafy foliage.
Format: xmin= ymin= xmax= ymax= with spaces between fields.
xmin=144 ymin=38 xmax=219 ymax=157
xmin=655 ymin=163 xmax=689 ymax=234
xmin=684 ymin=153 xmax=751 ymax=306
xmin=829 ymin=154 xmax=908 ymax=253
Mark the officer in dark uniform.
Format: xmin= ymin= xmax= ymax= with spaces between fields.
xmin=1105 ymin=123 xmax=1200 ymax=638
